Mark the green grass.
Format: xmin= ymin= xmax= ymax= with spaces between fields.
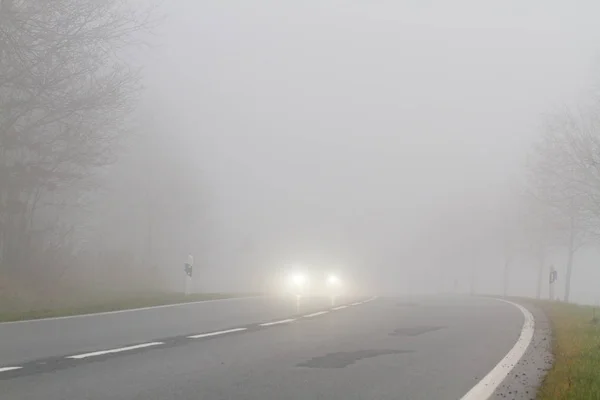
xmin=534 ymin=300 xmax=600 ymax=400
xmin=0 ymin=292 xmax=258 ymax=322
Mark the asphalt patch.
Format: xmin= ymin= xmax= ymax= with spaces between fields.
xmin=390 ymin=326 xmax=446 ymax=337
xmin=297 ymin=349 xmax=411 ymax=368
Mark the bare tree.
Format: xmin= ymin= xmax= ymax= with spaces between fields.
xmin=498 ymin=205 xmax=530 ymax=298
xmin=0 ymin=0 xmax=153 ymax=286
xmin=515 ymin=191 xmax=566 ymax=299
xmin=527 ymin=107 xmax=600 ymax=302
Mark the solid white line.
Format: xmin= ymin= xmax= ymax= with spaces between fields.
xmin=67 ymin=342 xmax=164 ymax=359
xmin=0 ymin=366 xmax=22 ymax=373
xmin=304 ymin=311 xmax=329 ymax=318
xmin=260 ymin=318 xmax=295 ymax=326
xmin=332 ymin=305 xmax=347 ymax=310
xmin=350 ymin=302 xmax=361 ymax=306
xmin=0 ymin=296 xmax=262 ymax=325
xmin=187 ymin=327 xmax=247 ymax=339
xmin=459 ymin=299 xmax=535 ymax=400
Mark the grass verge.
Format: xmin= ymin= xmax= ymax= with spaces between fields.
xmin=534 ymin=300 xmax=600 ymax=399
xmin=0 ymin=292 xmax=259 ymax=323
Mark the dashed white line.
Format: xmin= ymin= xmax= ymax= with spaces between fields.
xmin=304 ymin=311 xmax=329 ymax=318
xmin=260 ymin=318 xmax=295 ymax=327
xmin=67 ymin=342 xmax=164 ymax=359
xmin=0 ymin=366 xmax=22 ymax=373
xmin=3 ymin=300 xmax=374 ymax=371
xmin=188 ymin=327 xmax=247 ymax=339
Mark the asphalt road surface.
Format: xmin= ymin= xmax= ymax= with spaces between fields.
xmin=1 ymin=295 xmax=527 ymax=400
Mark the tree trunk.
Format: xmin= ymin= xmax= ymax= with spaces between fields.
xmin=564 ymin=214 xmax=575 ymax=303
xmin=536 ymin=250 xmax=545 ymax=299
xmin=503 ymin=258 xmax=510 ymax=298
xmin=564 ymin=249 xmax=574 ymax=303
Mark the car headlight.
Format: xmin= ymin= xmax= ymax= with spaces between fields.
xmin=289 ymin=272 xmax=308 ymax=287
xmin=326 ymin=274 xmax=341 ymax=286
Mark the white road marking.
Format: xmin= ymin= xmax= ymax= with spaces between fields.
xmin=0 ymin=296 xmax=262 ymax=325
xmin=188 ymin=328 xmax=247 ymax=339
xmin=459 ymin=299 xmax=535 ymax=400
xmin=364 ymin=296 xmax=377 ymax=302
xmin=67 ymin=342 xmax=164 ymax=359
xmin=332 ymin=305 xmax=347 ymax=310
xmin=304 ymin=311 xmax=329 ymax=318
xmin=0 ymin=366 xmax=22 ymax=373
xmin=260 ymin=318 xmax=295 ymax=326
xmin=350 ymin=302 xmax=361 ymax=306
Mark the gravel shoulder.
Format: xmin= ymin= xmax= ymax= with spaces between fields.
xmin=491 ymin=300 xmax=553 ymax=400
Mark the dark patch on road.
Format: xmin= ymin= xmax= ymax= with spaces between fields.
xmin=390 ymin=326 xmax=446 ymax=337
xmin=297 ymin=349 xmax=411 ymax=369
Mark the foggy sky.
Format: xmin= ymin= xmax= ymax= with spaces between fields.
xmin=133 ymin=1 xmax=600 ymax=300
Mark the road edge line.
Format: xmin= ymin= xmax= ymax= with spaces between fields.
xmin=459 ymin=298 xmax=535 ymax=400
xmin=0 ymin=296 xmax=262 ymax=325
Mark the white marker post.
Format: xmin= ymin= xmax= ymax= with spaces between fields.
xmin=184 ymin=254 xmax=194 ymax=295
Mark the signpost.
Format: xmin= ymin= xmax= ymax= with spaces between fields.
xmin=549 ymin=265 xmax=558 ymax=301
xmin=184 ymin=254 xmax=193 ymax=295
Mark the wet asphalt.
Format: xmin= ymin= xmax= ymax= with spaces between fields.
xmin=1 ymin=295 xmax=532 ymax=400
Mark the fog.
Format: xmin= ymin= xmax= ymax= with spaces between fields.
xmin=128 ymin=0 xmax=600 ymax=297
xmin=4 ymin=1 xmax=600 ymax=305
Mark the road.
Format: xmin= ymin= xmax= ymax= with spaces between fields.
xmin=1 ymin=295 xmax=527 ymax=400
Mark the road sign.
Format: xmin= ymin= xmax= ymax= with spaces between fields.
xmin=549 ymin=268 xmax=557 ymax=284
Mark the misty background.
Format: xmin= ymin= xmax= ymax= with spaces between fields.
xmin=4 ymin=0 xmax=600 ymax=305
